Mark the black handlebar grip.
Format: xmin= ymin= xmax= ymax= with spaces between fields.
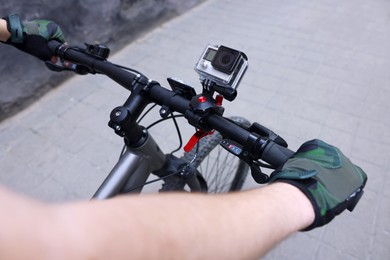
xmin=47 ymin=40 xmax=62 ymax=56
xmin=261 ymin=142 xmax=294 ymax=168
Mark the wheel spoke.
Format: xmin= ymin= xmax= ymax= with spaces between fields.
xmin=162 ymin=117 xmax=251 ymax=193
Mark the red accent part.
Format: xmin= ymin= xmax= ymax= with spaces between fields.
xmin=184 ymin=130 xmax=215 ymax=152
xmin=197 ymin=96 xmax=207 ymax=103
xmin=216 ymin=95 xmax=223 ymax=106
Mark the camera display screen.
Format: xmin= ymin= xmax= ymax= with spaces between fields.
xmin=204 ymin=48 xmax=217 ymax=61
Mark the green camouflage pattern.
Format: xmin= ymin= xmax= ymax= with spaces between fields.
xmin=23 ymin=19 xmax=65 ymax=43
xmin=293 ymin=140 xmax=341 ymax=169
xmin=269 ymin=139 xmax=367 ymax=230
xmin=4 ymin=14 xmax=65 ymax=61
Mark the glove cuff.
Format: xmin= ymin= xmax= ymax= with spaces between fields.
xmin=4 ymin=14 xmax=24 ymax=43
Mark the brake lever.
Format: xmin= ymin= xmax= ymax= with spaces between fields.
xmin=247 ymin=122 xmax=288 ymax=148
xmin=250 ymin=162 xmax=269 ymax=184
xmin=44 ymin=61 xmax=90 ymax=75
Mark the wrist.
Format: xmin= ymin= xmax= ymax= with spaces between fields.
xmin=269 ymin=182 xmax=315 ymax=231
xmin=0 ymin=18 xmax=11 ymax=42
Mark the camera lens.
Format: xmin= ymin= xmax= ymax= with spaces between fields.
xmin=221 ymin=54 xmax=232 ymax=65
xmin=212 ymin=46 xmax=241 ymax=74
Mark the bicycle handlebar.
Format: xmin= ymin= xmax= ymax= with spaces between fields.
xmin=48 ymin=41 xmax=294 ymax=169
xmin=48 ymin=41 xmax=138 ymax=91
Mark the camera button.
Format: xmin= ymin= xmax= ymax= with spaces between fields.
xmin=200 ymin=60 xmax=208 ymax=69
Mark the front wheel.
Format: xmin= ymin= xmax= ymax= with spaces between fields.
xmin=161 ymin=117 xmax=251 ymax=193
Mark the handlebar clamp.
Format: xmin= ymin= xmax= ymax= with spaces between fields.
xmin=108 ymin=106 xmax=130 ymax=137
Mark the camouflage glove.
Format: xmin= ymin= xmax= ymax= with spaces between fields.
xmin=269 ymin=139 xmax=367 ymax=231
xmin=3 ymin=13 xmax=65 ymax=61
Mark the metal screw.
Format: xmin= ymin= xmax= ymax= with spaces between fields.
xmin=115 ymin=126 xmax=121 ymax=131
xmin=115 ymin=110 xmax=121 ymax=117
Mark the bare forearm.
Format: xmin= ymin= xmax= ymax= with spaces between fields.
xmin=0 ymin=183 xmax=314 ymax=259
xmin=53 ymin=183 xmax=314 ymax=259
xmin=0 ymin=18 xmax=10 ymax=42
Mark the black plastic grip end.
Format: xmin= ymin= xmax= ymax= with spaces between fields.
xmin=47 ymin=40 xmax=62 ymax=56
xmin=261 ymin=142 xmax=294 ymax=168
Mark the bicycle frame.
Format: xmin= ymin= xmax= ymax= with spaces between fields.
xmin=92 ymin=131 xmax=166 ymax=199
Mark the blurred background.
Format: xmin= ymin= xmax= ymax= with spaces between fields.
xmin=0 ymin=0 xmax=204 ymax=121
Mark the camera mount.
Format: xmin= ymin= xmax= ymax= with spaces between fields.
xmin=201 ymin=78 xmax=237 ymax=101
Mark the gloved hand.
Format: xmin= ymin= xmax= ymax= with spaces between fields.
xmin=269 ymin=139 xmax=367 ymax=231
xmin=2 ymin=13 xmax=65 ymax=61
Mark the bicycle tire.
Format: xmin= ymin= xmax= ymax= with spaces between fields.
xmin=161 ymin=116 xmax=251 ymax=193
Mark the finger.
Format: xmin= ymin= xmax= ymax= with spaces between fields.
xmin=50 ymin=56 xmax=58 ymax=64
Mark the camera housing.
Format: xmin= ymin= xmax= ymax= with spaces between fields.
xmin=195 ymin=45 xmax=248 ymax=92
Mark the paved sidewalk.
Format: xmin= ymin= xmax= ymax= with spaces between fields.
xmin=1 ymin=0 xmax=390 ymax=259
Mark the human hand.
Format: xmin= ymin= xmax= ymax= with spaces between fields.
xmin=3 ymin=14 xmax=65 ymax=62
xmin=269 ymin=139 xmax=367 ymax=231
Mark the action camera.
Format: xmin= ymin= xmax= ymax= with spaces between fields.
xmin=195 ymin=45 xmax=248 ymax=92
